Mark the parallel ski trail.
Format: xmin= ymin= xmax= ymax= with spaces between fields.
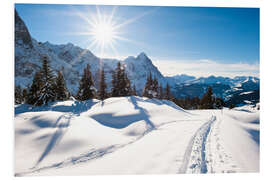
xmin=179 ymin=115 xmax=216 ymax=173
xmin=206 ymin=113 xmax=241 ymax=173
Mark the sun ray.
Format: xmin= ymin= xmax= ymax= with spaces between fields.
xmin=114 ymin=7 xmax=160 ymax=30
xmin=70 ymin=5 xmax=154 ymax=59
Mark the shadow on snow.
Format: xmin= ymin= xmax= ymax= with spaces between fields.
xmin=90 ymin=96 xmax=156 ymax=129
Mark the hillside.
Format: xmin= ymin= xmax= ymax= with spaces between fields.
xmin=15 ymin=96 xmax=259 ymax=175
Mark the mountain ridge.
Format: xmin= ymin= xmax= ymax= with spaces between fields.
xmin=14 ymin=10 xmax=259 ymax=105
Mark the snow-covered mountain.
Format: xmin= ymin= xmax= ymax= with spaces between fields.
xmin=168 ymin=74 xmax=259 ymax=101
xmin=15 ymin=10 xmax=259 ymax=104
xmin=15 ymin=10 xmax=165 ymax=95
xmin=169 ymin=74 xmax=259 ymax=87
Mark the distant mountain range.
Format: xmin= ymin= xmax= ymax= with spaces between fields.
xmin=15 ymin=10 xmax=259 ymax=106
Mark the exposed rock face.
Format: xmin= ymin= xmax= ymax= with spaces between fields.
xmin=15 ymin=10 xmax=33 ymax=48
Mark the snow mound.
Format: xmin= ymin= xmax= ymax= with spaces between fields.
xmin=15 ymin=96 xmax=193 ymax=175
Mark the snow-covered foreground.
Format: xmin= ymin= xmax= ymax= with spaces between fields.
xmin=14 ymin=96 xmax=259 ymax=176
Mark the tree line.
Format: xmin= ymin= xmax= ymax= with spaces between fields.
xmin=172 ymin=87 xmax=226 ymax=110
xmin=15 ymin=56 xmax=227 ymax=109
xmin=15 ymin=56 xmax=146 ymax=105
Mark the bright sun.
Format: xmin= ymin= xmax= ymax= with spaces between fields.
xmin=92 ymin=21 xmax=115 ymax=46
xmin=76 ymin=6 xmax=155 ymax=57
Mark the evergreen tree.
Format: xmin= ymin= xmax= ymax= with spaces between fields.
xmin=37 ymin=56 xmax=56 ymax=105
xmin=165 ymin=83 xmax=171 ymax=100
xmin=111 ymin=62 xmax=131 ymax=97
xmin=15 ymin=85 xmax=23 ymax=104
xmin=111 ymin=62 xmax=121 ymax=97
xmin=143 ymin=73 xmax=159 ymax=98
xmin=26 ymin=71 xmax=43 ymax=105
xmin=22 ymin=88 xmax=28 ymax=103
xmin=214 ymin=97 xmax=225 ymax=109
xmin=158 ymin=84 xmax=163 ymax=99
xmin=143 ymin=72 xmax=153 ymax=98
xmin=229 ymin=103 xmax=235 ymax=109
xmin=152 ymin=77 xmax=159 ymax=96
xmin=98 ymin=68 xmax=107 ymax=100
xmin=77 ymin=64 xmax=96 ymax=101
xmin=121 ymin=73 xmax=132 ymax=96
xmin=55 ymin=71 xmax=69 ymax=101
xmin=200 ymin=87 xmax=214 ymax=109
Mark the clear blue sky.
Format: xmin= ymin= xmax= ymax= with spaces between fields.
xmin=15 ymin=4 xmax=259 ymax=77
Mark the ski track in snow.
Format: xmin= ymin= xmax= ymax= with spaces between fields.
xmin=16 ymin=114 xmax=233 ymax=176
xmin=206 ymin=114 xmax=241 ymax=173
xmin=180 ymin=113 xmax=241 ymax=174
xmin=16 ymin=101 xmax=257 ymax=176
xmin=179 ymin=115 xmax=216 ymax=173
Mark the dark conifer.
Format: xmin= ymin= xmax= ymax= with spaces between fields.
xmin=15 ymin=85 xmax=23 ymax=104
xmin=77 ymin=64 xmax=96 ymax=101
xmin=200 ymin=87 xmax=214 ymax=109
xmin=158 ymin=84 xmax=163 ymax=99
xmin=22 ymin=88 xmax=28 ymax=103
xmin=111 ymin=62 xmax=121 ymax=97
xmin=165 ymin=83 xmax=171 ymax=100
xmin=26 ymin=71 xmax=43 ymax=105
xmin=111 ymin=62 xmax=131 ymax=97
xmin=98 ymin=68 xmax=107 ymax=100
xmin=37 ymin=56 xmax=56 ymax=105
xmin=55 ymin=71 xmax=69 ymax=101
xmin=143 ymin=73 xmax=159 ymax=98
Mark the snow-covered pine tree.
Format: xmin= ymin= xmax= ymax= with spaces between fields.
xmin=152 ymin=77 xmax=159 ymax=98
xmin=26 ymin=71 xmax=43 ymax=105
xmin=111 ymin=62 xmax=121 ymax=97
xmin=55 ymin=70 xmax=69 ymax=101
xmin=143 ymin=73 xmax=159 ymax=98
xmin=36 ymin=56 xmax=56 ymax=106
xmin=143 ymin=72 xmax=153 ymax=98
xmin=98 ymin=67 xmax=107 ymax=100
xmin=77 ymin=64 xmax=96 ymax=101
xmin=121 ymin=72 xmax=132 ymax=96
xmin=111 ymin=62 xmax=132 ymax=97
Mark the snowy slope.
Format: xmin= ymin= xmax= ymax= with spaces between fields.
xmin=15 ymin=97 xmax=259 ymax=175
xmin=16 ymin=37 xmax=165 ymax=94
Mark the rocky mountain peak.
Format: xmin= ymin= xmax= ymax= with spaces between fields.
xmin=15 ymin=9 xmax=33 ymax=48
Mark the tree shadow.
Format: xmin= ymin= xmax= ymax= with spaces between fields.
xmin=33 ymin=113 xmax=72 ymax=168
xmin=246 ymin=128 xmax=260 ymax=145
xmin=91 ymin=113 xmax=145 ymax=129
xmin=90 ymin=96 xmax=156 ymax=130
xmin=30 ymin=115 xmax=55 ymax=128
xmin=128 ymin=96 xmax=156 ymax=129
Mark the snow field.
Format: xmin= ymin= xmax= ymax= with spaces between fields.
xmin=14 ymin=97 xmax=259 ymax=175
